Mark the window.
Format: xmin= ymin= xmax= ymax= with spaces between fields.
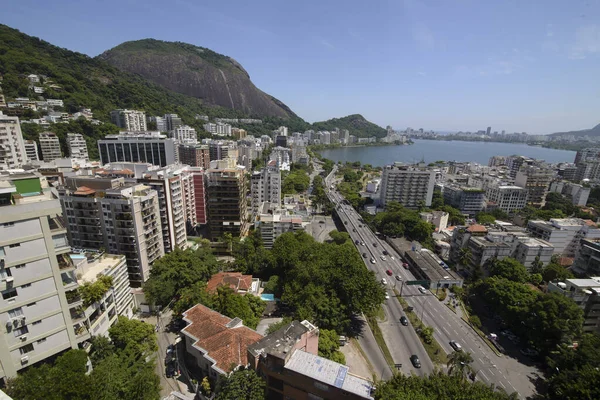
xmin=19 ymin=344 xmax=34 ymax=354
xmin=8 ymin=308 xmax=23 ymax=318
xmin=14 ymin=264 xmax=25 ymax=269
xmin=3 ymin=222 xmax=15 ymax=227
xmin=14 ymin=326 xmax=28 ymax=337
xmin=32 ymin=320 xmax=42 ymax=326
xmin=21 ymin=283 xmax=31 ymax=289
xmin=9 ymin=243 xmax=21 ymax=248
xmin=0 ymin=268 xmax=12 ymax=279
xmin=36 ymin=338 xmax=46 ymax=344
xmin=2 ymin=289 xmax=17 ymax=300
xmin=27 ymin=302 xmax=36 ymax=307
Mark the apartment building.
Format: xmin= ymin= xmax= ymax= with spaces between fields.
xmin=485 ymin=185 xmax=528 ymax=214
xmin=548 ymin=278 xmax=600 ymax=334
xmin=527 ymin=218 xmax=600 ymax=257
xmin=170 ymin=125 xmax=197 ymax=143
xmin=97 ymin=132 xmax=176 ymax=167
xmin=57 ymin=177 xmax=164 ymax=287
xmin=269 ymin=147 xmax=291 ymax=170
xmin=178 ymin=144 xmax=210 ymax=168
xmin=148 ymin=116 xmax=166 ymax=133
xmin=23 ymin=140 xmax=39 ymax=163
xmin=549 ymin=181 xmax=590 ymax=207
xmin=575 ymin=148 xmax=600 ymax=164
xmin=442 ymin=184 xmax=485 ymax=216
xmin=205 ymin=165 xmax=248 ymax=240
xmin=515 ymin=166 xmax=554 ymax=207
xmin=231 ymin=128 xmax=247 ymax=140
xmin=247 ymin=320 xmax=374 ymax=400
xmin=181 ymin=166 xmax=207 ymax=226
xmin=208 ymin=141 xmax=233 ymax=161
xmin=164 ymin=114 xmax=182 ymax=132
xmin=237 ymin=142 xmax=259 ymax=170
xmin=380 ymin=162 xmax=436 ymax=208
xmin=39 ymin=132 xmax=62 ymax=162
xmin=250 ymin=163 xmax=281 ymax=216
xmin=66 ymin=133 xmax=89 ymax=160
xmin=0 ymin=113 xmax=26 ymax=170
xmin=506 ymin=155 xmax=536 ymax=178
xmin=420 ymin=211 xmax=449 ymax=231
xmin=0 ymin=173 xmax=77 ymax=379
xmin=110 ymin=109 xmax=147 ymax=131
xmin=137 ymin=166 xmax=187 ymax=252
xmin=254 ymin=202 xmax=304 ymax=249
xmin=572 ymin=238 xmax=600 ymax=276
xmin=203 ymin=122 xmax=232 ymax=136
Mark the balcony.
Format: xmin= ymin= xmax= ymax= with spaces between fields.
xmin=53 ymin=234 xmax=70 ymax=253
xmin=61 ymin=271 xmax=79 ymax=290
xmin=70 ymin=307 xmax=86 ymax=322
xmin=66 ymin=290 xmax=83 ymax=306
xmin=58 ymin=254 xmax=76 ymax=271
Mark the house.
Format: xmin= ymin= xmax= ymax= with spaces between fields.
xmin=181 ymin=304 xmax=263 ymax=381
xmin=206 ymin=272 xmax=260 ymax=295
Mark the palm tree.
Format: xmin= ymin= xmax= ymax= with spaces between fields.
xmin=458 ymin=247 xmax=472 ymax=269
xmin=446 ymin=351 xmax=475 ymax=381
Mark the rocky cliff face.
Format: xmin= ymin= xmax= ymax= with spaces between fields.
xmin=98 ymin=39 xmax=295 ymax=118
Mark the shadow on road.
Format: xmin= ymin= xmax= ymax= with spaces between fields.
xmin=348 ymin=315 xmax=367 ymax=338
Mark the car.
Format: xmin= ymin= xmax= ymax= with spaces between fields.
xmin=360 ymin=241 xmax=365 ymax=246
xmin=385 ymin=293 xmax=390 ymax=300
xmin=370 ymin=258 xmax=376 ymax=264
xmin=383 ymin=250 xmax=389 ymax=255
xmin=353 ymin=228 xmax=356 ymax=232
xmin=165 ymin=353 xmax=173 ymax=367
xmin=410 ymin=355 xmax=421 ymax=368
xmin=400 ymin=316 xmax=409 ymax=326
xmin=381 ymin=255 xmax=387 ymax=261
xmin=449 ymin=340 xmax=462 ymax=351
xmin=358 ymin=224 xmax=362 ymax=228
xmin=402 ymin=262 xmax=409 ymax=269
xmin=520 ymin=348 xmax=539 ymax=357
xmin=386 ymin=269 xmax=393 ymax=276
xmin=391 ymin=256 xmax=395 ymax=260
xmin=166 ymin=363 xmax=176 ymax=378
xmin=319 ymin=220 xmax=325 ymax=224
xmin=344 ymin=221 xmax=347 ymax=224
xmin=418 ymin=286 xmax=427 ymax=294
xmin=362 ymin=253 xmax=367 ymax=258
xmin=395 ymin=275 xmax=402 ymax=281
xmin=373 ymin=243 xmax=378 ymax=247
xmin=355 ymin=239 xmax=360 ymax=244
xmin=381 ymin=278 xmax=387 ymax=285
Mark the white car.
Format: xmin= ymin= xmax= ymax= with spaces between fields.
xmin=370 ymin=258 xmax=376 ymax=264
xmin=391 ymin=256 xmax=395 ymax=260
xmin=380 ymin=255 xmax=387 ymax=261
xmin=381 ymin=278 xmax=387 ymax=285
xmin=418 ymin=286 xmax=427 ymax=294
xmin=385 ymin=293 xmax=390 ymax=300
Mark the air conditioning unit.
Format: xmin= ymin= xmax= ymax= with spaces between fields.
xmin=5 ymin=276 xmax=13 ymax=283
xmin=20 ymin=356 xmax=28 ymax=364
xmin=19 ymin=335 xmax=27 ymax=341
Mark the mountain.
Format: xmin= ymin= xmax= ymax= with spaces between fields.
xmin=313 ymin=114 xmax=387 ymax=138
xmin=549 ymin=123 xmax=600 ymax=138
xmin=98 ymin=39 xmax=295 ymax=119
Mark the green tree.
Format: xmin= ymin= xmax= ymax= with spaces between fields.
xmin=489 ymin=258 xmax=530 ymax=283
xmin=329 ymin=229 xmax=351 ymax=244
xmin=232 ymin=231 xmax=273 ymax=276
xmin=447 ymin=351 xmax=475 ymax=381
xmin=215 ymin=368 xmax=265 ymax=400
xmin=173 ymin=281 xmax=214 ymax=316
xmin=475 ymin=212 xmax=496 ymax=225
xmin=420 ymin=325 xmax=435 ymax=344
xmin=530 ymin=255 xmax=544 ymax=274
xmin=108 ymin=316 xmax=158 ymax=356
xmin=266 ymin=317 xmax=293 ymax=334
xmin=431 ymin=190 xmax=444 ymax=209
xmin=89 ymin=335 xmax=115 ymax=365
xmin=143 ymin=247 xmax=220 ymax=307
xmin=318 ymin=329 xmax=346 ymax=364
xmin=79 ymin=275 xmax=113 ymax=307
xmin=542 ymin=262 xmax=575 ymax=283
xmin=213 ymin=287 xmax=264 ymax=329
xmin=458 ymin=247 xmax=472 ymax=269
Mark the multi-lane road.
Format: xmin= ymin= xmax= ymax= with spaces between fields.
xmin=323 ymin=167 xmax=537 ymax=398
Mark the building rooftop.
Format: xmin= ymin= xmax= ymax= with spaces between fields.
xmin=467 ymin=224 xmax=487 ymax=233
xmin=285 ymin=349 xmax=373 ymax=399
xmin=181 ymin=304 xmax=263 ymax=374
xmin=405 ymin=249 xmax=462 ymax=282
xmin=73 ymin=253 xmax=125 ymax=283
xmin=566 ymin=277 xmax=600 ymax=289
xmin=247 ymin=320 xmax=315 ymax=360
xmin=206 ymin=272 xmax=255 ymax=294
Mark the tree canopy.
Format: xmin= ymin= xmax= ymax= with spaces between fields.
xmin=215 ymin=368 xmax=265 ymax=400
xmin=109 ymin=316 xmax=158 ymax=356
xmin=370 ymin=202 xmax=435 ymax=247
xmin=489 ymin=258 xmax=530 ymax=283
xmin=318 ymin=329 xmax=346 ymax=364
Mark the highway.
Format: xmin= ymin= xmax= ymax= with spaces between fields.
xmin=323 ymin=167 xmax=535 ymax=398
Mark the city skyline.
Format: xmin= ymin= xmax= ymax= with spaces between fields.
xmin=2 ymin=0 xmax=599 ymax=134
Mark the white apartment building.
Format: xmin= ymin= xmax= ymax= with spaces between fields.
xmin=527 ymin=218 xmax=600 ymax=257
xmin=58 ymin=178 xmax=164 ymax=287
xmin=97 ymin=132 xmax=176 ymax=167
xmin=110 ymin=109 xmax=147 ymax=132
xmin=380 ymin=162 xmax=436 ymax=208
xmin=549 ymin=181 xmax=591 ymax=207
xmin=254 ymin=203 xmax=304 ymax=249
xmin=66 ymin=133 xmax=89 ymax=160
xmin=164 ymin=114 xmax=182 ymax=132
xmin=485 ymin=185 xmax=528 ymax=214
xmin=148 ymin=116 xmax=167 ymax=132
xmin=548 ymin=278 xmax=600 ymax=334
xmin=515 ymin=166 xmax=554 ymax=207
xmin=250 ymin=163 xmax=281 ymax=216
xmin=0 ymin=174 xmax=77 ymax=379
xmin=203 ymin=122 xmax=232 ymax=136
xmin=23 ymin=141 xmax=39 ymax=163
xmin=0 ymin=113 xmax=26 ymax=170
xmin=171 ymin=125 xmax=197 ymax=143
xmin=420 ymin=211 xmax=449 ymax=231
xmin=39 ymin=132 xmax=61 ymax=162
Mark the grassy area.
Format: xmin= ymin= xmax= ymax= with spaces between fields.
xmin=431 ymin=288 xmax=447 ymax=301
xmin=394 ymin=290 xmax=448 ymax=365
xmin=365 ymin=308 xmax=395 ymax=369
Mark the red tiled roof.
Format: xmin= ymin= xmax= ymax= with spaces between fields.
xmin=559 ymin=257 xmax=574 ymax=267
xmin=206 ymin=272 xmax=254 ymax=293
xmin=74 ymin=186 xmax=95 ymax=195
xmin=467 ymin=224 xmax=488 ymax=233
xmin=181 ymin=304 xmax=263 ymax=373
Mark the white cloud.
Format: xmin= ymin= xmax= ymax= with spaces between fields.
xmin=570 ymin=25 xmax=600 ymax=59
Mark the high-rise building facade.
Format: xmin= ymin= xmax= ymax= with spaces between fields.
xmin=58 ymin=178 xmax=164 ymax=287
xmin=206 ymin=165 xmax=248 ymax=240
xmin=0 ymin=113 xmax=26 ymax=170
xmin=66 ymin=133 xmax=89 ymax=160
xmin=110 ymin=109 xmax=147 ymax=131
xmin=39 ymin=132 xmax=62 ymax=161
xmin=485 ymin=185 xmax=528 ymax=214
xmin=514 ymin=166 xmax=554 ymax=207
xmin=178 ymin=144 xmax=210 ymax=169
xmin=181 ymin=166 xmax=207 ymax=226
xmin=23 ymin=140 xmax=39 ymax=162
xmin=380 ymin=163 xmax=436 ymax=208
xmin=171 ymin=125 xmax=197 ymax=143
xmin=442 ymin=184 xmax=485 ymax=217
xmin=250 ymin=163 xmax=281 ymax=215
xmin=97 ymin=132 xmax=175 ymax=167
xmin=164 ymin=114 xmax=182 ymax=132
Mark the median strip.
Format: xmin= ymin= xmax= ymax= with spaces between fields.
xmin=395 ymin=291 xmax=448 ymax=365
xmin=365 ymin=308 xmax=395 ymax=369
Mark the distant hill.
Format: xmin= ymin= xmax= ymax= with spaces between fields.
xmin=549 ymin=123 xmax=600 ymax=138
xmin=313 ymin=114 xmax=387 ymax=138
xmin=98 ymin=39 xmax=295 ymax=119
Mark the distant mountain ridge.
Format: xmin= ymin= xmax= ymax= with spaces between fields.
xmin=98 ymin=39 xmax=295 ymax=119
xmin=313 ymin=114 xmax=387 ymax=138
xmin=550 ymin=123 xmax=600 ymax=137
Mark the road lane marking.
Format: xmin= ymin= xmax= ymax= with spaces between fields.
xmin=489 ymin=369 xmax=495 ymax=376
xmin=479 ymin=371 xmax=489 ymax=381
xmin=442 ymin=327 xmax=450 ymax=335
xmin=499 ymin=381 xmax=506 ymax=389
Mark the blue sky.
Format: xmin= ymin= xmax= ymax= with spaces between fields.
xmin=2 ymin=0 xmax=600 ymax=134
